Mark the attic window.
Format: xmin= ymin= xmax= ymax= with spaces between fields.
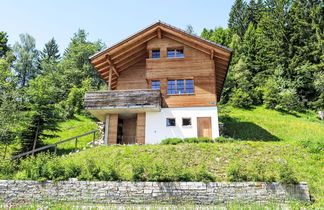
xmin=152 ymin=49 xmax=160 ymax=58
xmin=167 ymin=48 xmax=184 ymax=58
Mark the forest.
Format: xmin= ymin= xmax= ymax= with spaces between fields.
xmin=0 ymin=0 xmax=323 ymax=156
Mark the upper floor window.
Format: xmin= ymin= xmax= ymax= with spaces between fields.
xmin=167 ymin=79 xmax=194 ymax=95
xmin=151 ymin=80 xmax=160 ymax=89
xmin=167 ymin=48 xmax=184 ymax=58
xmin=151 ymin=49 xmax=160 ymax=58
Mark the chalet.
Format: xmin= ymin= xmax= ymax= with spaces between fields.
xmin=85 ymin=21 xmax=232 ymax=145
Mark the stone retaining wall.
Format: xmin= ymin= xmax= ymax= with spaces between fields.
xmin=0 ymin=180 xmax=310 ymax=204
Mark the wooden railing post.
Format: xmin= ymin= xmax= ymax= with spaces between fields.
xmin=54 ymin=144 xmax=57 ymax=154
xmin=75 ymin=138 xmax=78 ymax=151
xmin=93 ymin=132 xmax=96 ymax=146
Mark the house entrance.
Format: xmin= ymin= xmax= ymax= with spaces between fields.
xmin=117 ymin=113 xmax=137 ymax=144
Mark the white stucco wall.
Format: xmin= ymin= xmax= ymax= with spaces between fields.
xmin=145 ymin=106 xmax=219 ymax=144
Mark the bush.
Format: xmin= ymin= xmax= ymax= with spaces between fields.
xmin=161 ymin=138 xmax=183 ymax=145
xmin=278 ymin=163 xmax=298 ymax=184
xmin=197 ymin=137 xmax=214 ymax=143
xmin=230 ymin=88 xmax=253 ymax=108
xmin=300 ymin=140 xmax=323 ymax=154
xmin=215 ymin=136 xmax=235 ymax=143
xmin=183 ymin=137 xmax=198 ymax=143
xmin=0 ymin=159 xmax=16 ymax=179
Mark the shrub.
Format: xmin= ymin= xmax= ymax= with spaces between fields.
xmin=278 ymin=163 xmax=298 ymax=184
xmin=197 ymin=137 xmax=214 ymax=143
xmin=161 ymin=138 xmax=183 ymax=145
xmin=227 ymin=162 xmax=248 ymax=182
xmin=230 ymin=88 xmax=253 ymax=108
xmin=183 ymin=137 xmax=198 ymax=143
xmin=131 ymin=163 xmax=146 ymax=181
xmin=215 ymin=136 xmax=235 ymax=143
xmin=300 ymin=140 xmax=323 ymax=154
xmin=0 ymin=159 xmax=16 ymax=179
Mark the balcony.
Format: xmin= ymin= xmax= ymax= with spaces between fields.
xmin=85 ymin=89 xmax=161 ymax=121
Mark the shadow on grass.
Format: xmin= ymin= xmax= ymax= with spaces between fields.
xmin=222 ymin=117 xmax=281 ymax=142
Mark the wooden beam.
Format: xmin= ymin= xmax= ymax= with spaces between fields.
xmin=116 ymin=51 xmax=147 ymax=70
xmin=118 ymin=54 xmax=147 ymax=73
xmin=157 ymin=28 xmax=162 ymax=39
xmin=108 ymin=67 xmax=112 ymax=90
xmin=105 ymin=55 xmax=119 ymax=77
xmin=210 ymin=49 xmax=214 ymax=60
xmin=113 ymin=45 xmax=147 ymax=66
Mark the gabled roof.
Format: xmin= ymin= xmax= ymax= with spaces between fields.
xmin=89 ymin=21 xmax=232 ymax=101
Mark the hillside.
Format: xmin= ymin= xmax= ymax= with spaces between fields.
xmin=219 ymin=105 xmax=324 ymax=142
xmin=1 ymin=106 xmax=322 ymax=207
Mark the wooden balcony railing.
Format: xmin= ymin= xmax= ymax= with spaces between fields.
xmin=85 ymin=89 xmax=161 ymax=108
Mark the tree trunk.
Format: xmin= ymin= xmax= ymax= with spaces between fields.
xmin=32 ymin=123 xmax=40 ymax=156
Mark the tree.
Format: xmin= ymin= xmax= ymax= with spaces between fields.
xmin=185 ymin=24 xmax=195 ymax=35
xmin=228 ymin=0 xmax=249 ymax=38
xmin=59 ymin=29 xmax=105 ymax=92
xmin=18 ymin=75 xmax=61 ymax=153
xmin=0 ymin=32 xmax=10 ymax=58
xmin=13 ymin=33 xmax=40 ymax=88
xmin=40 ymin=38 xmax=60 ymax=63
xmin=0 ymin=59 xmax=22 ymax=158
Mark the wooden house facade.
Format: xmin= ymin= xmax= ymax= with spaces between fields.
xmin=85 ymin=21 xmax=232 ymax=144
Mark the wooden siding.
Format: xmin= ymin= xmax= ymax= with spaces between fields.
xmin=136 ymin=113 xmax=145 ymax=144
xmin=116 ymin=61 xmax=148 ymax=90
xmin=108 ymin=114 xmax=118 ymax=144
xmin=146 ymin=37 xmax=217 ymax=108
xmin=89 ymin=22 xmax=232 ymax=101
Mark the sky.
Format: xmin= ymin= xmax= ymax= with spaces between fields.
xmin=1 ymin=0 xmax=235 ymax=53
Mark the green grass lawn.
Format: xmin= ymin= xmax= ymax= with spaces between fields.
xmin=43 ymin=114 xmax=100 ymax=153
xmin=219 ymin=105 xmax=324 ymax=142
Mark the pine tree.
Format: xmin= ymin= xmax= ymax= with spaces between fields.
xmin=59 ymin=29 xmax=105 ymax=92
xmin=228 ymin=0 xmax=249 ymax=38
xmin=0 ymin=32 xmax=10 ymax=58
xmin=40 ymin=38 xmax=60 ymax=63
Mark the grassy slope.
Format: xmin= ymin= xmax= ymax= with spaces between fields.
xmin=220 ymin=105 xmax=324 ymax=142
xmin=43 ymin=114 xmax=99 ymax=152
xmin=10 ymin=106 xmax=323 ymax=206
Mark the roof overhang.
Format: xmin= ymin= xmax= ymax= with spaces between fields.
xmin=90 ymin=21 xmax=233 ymax=101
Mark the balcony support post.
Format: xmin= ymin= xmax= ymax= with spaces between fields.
xmin=108 ymin=67 xmax=112 ymax=90
xmin=104 ymin=115 xmax=110 ymax=145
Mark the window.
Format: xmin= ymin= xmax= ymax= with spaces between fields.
xmin=182 ymin=118 xmax=192 ymax=126
xmin=167 ymin=49 xmax=184 ymax=58
xmin=185 ymin=79 xmax=194 ymax=94
xmin=167 ymin=79 xmax=194 ymax=95
xmin=166 ymin=118 xmax=176 ymax=127
xmin=167 ymin=80 xmax=176 ymax=94
xmin=152 ymin=49 xmax=160 ymax=58
xmin=151 ymin=80 xmax=160 ymax=89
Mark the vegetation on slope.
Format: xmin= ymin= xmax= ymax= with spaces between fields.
xmin=43 ymin=114 xmax=100 ymax=153
xmin=219 ymin=105 xmax=324 ymax=142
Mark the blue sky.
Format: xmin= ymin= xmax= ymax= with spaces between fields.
xmin=1 ymin=0 xmax=235 ymax=53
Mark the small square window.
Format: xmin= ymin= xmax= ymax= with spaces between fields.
xmin=152 ymin=49 xmax=160 ymax=58
xmin=151 ymin=80 xmax=160 ymax=89
xmin=166 ymin=118 xmax=176 ymax=127
xmin=182 ymin=118 xmax=191 ymax=126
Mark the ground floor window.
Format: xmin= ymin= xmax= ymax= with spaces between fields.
xmin=166 ymin=118 xmax=176 ymax=126
xmin=182 ymin=118 xmax=192 ymax=126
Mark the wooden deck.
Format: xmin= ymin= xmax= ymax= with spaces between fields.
xmin=85 ymin=89 xmax=161 ymax=108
